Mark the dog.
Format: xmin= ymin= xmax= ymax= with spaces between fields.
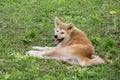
xmin=26 ymin=17 xmax=105 ymax=66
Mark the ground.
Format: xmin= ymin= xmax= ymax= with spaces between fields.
xmin=0 ymin=0 xmax=120 ymax=80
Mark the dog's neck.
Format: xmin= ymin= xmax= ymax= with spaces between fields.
xmin=57 ymin=37 xmax=71 ymax=47
xmin=71 ymin=27 xmax=86 ymax=38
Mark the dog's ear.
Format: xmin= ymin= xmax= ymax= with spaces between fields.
xmin=67 ymin=23 xmax=74 ymax=30
xmin=55 ymin=17 xmax=62 ymax=27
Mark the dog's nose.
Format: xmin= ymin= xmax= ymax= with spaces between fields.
xmin=54 ymin=35 xmax=58 ymax=38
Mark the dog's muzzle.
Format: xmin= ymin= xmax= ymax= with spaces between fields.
xmin=54 ymin=38 xmax=64 ymax=44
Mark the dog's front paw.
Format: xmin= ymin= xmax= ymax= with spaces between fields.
xmin=32 ymin=46 xmax=43 ymax=51
xmin=32 ymin=46 xmax=48 ymax=51
xmin=26 ymin=50 xmax=43 ymax=58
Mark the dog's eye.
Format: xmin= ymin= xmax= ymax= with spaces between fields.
xmin=56 ymin=30 xmax=58 ymax=32
xmin=61 ymin=32 xmax=64 ymax=34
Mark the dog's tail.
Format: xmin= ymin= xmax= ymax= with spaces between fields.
xmin=80 ymin=55 xmax=105 ymax=66
xmin=87 ymin=55 xmax=105 ymax=66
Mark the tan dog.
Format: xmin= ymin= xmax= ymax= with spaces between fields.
xmin=26 ymin=17 xmax=105 ymax=66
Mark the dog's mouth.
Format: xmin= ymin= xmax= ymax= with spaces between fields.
xmin=54 ymin=38 xmax=64 ymax=44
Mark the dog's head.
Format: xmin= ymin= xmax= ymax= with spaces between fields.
xmin=54 ymin=17 xmax=74 ymax=44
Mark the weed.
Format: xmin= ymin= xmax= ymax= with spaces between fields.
xmin=26 ymin=28 xmax=36 ymax=38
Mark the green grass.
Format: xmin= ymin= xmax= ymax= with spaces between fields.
xmin=0 ymin=0 xmax=120 ymax=80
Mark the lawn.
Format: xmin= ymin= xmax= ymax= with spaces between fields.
xmin=0 ymin=0 xmax=120 ymax=80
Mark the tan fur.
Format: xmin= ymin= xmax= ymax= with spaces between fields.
xmin=26 ymin=17 xmax=105 ymax=66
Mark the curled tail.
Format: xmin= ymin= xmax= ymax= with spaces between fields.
xmin=87 ymin=55 xmax=105 ymax=66
xmin=80 ymin=55 xmax=105 ymax=66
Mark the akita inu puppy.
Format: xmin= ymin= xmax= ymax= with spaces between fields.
xmin=26 ymin=17 xmax=105 ymax=66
